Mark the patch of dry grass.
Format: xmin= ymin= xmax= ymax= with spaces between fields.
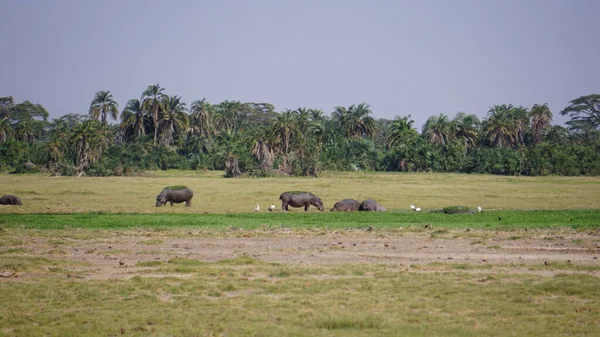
xmin=1 ymin=171 xmax=599 ymax=214
xmin=1 ymin=227 xmax=600 ymax=336
xmin=1 ymin=256 xmax=599 ymax=336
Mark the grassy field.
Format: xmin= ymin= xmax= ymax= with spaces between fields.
xmin=1 ymin=170 xmax=600 ymax=214
xmin=1 ymin=171 xmax=599 ymax=336
xmin=1 ymin=254 xmax=599 ymax=337
xmin=0 ymin=210 xmax=599 ymax=230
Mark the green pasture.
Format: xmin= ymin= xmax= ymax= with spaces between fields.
xmin=0 ymin=209 xmax=598 ymax=230
xmin=1 ymin=171 xmax=600 ymax=214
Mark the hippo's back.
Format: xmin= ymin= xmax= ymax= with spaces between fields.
xmin=279 ymin=191 xmax=315 ymax=201
xmin=163 ymin=187 xmax=193 ymax=202
xmin=331 ymin=199 xmax=360 ymax=212
xmin=359 ymin=199 xmax=386 ymax=212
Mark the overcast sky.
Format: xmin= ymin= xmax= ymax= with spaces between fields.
xmin=2 ymin=0 xmax=598 ymax=130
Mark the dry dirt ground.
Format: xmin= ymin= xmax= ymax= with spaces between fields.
xmin=4 ymin=228 xmax=600 ymax=280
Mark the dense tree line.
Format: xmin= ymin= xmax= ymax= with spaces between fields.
xmin=1 ymin=87 xmax=599 ymax=177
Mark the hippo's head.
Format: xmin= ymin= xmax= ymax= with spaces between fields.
xmin=312 ymin=198 xmax=325 ymax=211
xmin=155 ymin=193 xmax=167 ymax=207
xmin=14 ymin=197 xmax=22 ymax=205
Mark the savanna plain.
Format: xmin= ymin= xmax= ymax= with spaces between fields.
xmin=1 ymin=171 xmax=600 ymax=336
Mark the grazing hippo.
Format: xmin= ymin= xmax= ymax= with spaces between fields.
xmin=279 ymin=191 xmax=324 ymax=211
xmin=0 ymin=195 xmax=22 ymax=205
xmin=359 ymin=199 xmax=387 ymax=212
xmin=330 ymin=199 xmax=360 ymax=212
xmin=155 ymin=186 xmax=193 ymax=207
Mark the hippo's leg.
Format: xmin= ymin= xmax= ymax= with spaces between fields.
xmin=185 ymin=200 xmax=191 ymax=207
xmin=304 ymin=203 xmax=310 ymax=211
xmin=282 ymin=201 xmax=289 ymax=211
xmin=169 ymin=201 xmax=173 ymax=206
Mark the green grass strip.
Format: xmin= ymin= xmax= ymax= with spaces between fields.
xmin=0 ymin=210 xmax=598 ymax=230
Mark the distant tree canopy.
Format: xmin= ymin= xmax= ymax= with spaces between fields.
xmin=561 ymin=94 xmax=600 ymax=133
xmin=1 ymin=89 xmax=599 ymax=177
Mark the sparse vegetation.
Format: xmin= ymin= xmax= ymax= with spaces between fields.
xmin=0 ymin=171 xmax=598 ymax=336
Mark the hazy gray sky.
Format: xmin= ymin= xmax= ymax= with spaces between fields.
xmin=2 ymin=0 xmax=599 ymax=130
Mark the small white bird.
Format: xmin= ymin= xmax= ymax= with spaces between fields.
xmin=254 ymin=204 xmax=260 ymax=212
xmin=415 ymin=207 xmax=422 ymax=212
xmin=410 ymin=205 xmax=416 ymax=211
xmin=477 ymin=206 xmax=482 ymax=213
xmin=268 ymin=204 xmax=275 ymax=212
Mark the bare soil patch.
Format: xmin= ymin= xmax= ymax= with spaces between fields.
xmin=3 ymin=228 xmax=600 ymax=280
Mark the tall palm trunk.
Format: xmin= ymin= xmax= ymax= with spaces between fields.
xmin=153 ymin=105 xmax=159 ymax=145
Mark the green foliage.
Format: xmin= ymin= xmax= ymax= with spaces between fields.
xmin=560 ymin=94 xmax=600 ymax=132
xmin=1 ymin=91 xmax=600 ymax=176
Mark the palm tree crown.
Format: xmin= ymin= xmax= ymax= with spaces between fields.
xmin=530 ymin=103 xmax=552 ymax=145
xmin=89 ymin=91 xmax=119 ymax=124
xmin=141 ymin=84 xmax=166 ymax=145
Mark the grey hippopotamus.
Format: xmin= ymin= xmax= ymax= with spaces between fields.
xmin=330 ymin=199 xmax=360 ymax=212
xmin=279 ymin=191 xmax=324 ymax=211
xmin=0 ymin=195 xmax=22 ymax=205
xmin=155 ymin=186 xmax=193 ymax=207
xmin=359 ymin=199 xmax=387 ymax=212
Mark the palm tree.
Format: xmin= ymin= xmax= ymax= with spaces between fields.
xmin=246 ymin=126 xmax=275 ymax=172
xmin=482 ymin=105 xmax=519 ymax=148
xmin=70 ymin=119 xmax=112 ymax=175
xmin=159 ymin=95 xmax=189 ymax=147
xmin=510 ymin=106 xmax=530 ymax=145
xmin=141 ymin=84 xmax=166 ymax=145
xmin=309 ymin=109 xmax=324 ymax=123
xmin=389 ymin=115 xmax=418 ymax=147
xmin=294 ymin=107 xmax=311 ymax=134
xmin=214 ymin=101 xmax=247 ymax=134
xmin=46 ymin=117 xmax=74 ymax=168
xmin=216 ymin=129 xmax=245 ymax=177
xmin=0 ymin=119 xmax=13 ymax=143
xmin=46 ymin=133 xmax=67 ymax=168
xmin=530 ymin=103 xmax=552 ymax=145
xmin=423 ymin=113 xmax=453 ymax=145
xmin=452 ymin=112 xmax=480 ymax=150
xmin=332 ymin=103 xmax=376 ymax=139
xmin=271 ymin=109 xmax=297 ymax=155
xmin=13 ymin=119 xmax=43 ymax=142
xmin=89 ymin=91 xmax=119 ymax=124
xmin=120 ymin=99 xmax=146 ymax=140
xmin=188 ymin=98 xmax=213 ymax=138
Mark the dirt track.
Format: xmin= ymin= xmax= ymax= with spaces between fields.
xmin=5 ymin=228 xmax=600 ymax=280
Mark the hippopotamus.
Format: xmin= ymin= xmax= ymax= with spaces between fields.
xmin=279 ymin=191 xmax=324 ymax=211
xmin=330 ymin=199 xmax=360 ymax=212
xmin=358 ymin=199 xmax=386 ymax=212
xmin=0 ymin=195 xmax=22 ymax=205
xmin=155 ymin=186 xmax=193 ymax=207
